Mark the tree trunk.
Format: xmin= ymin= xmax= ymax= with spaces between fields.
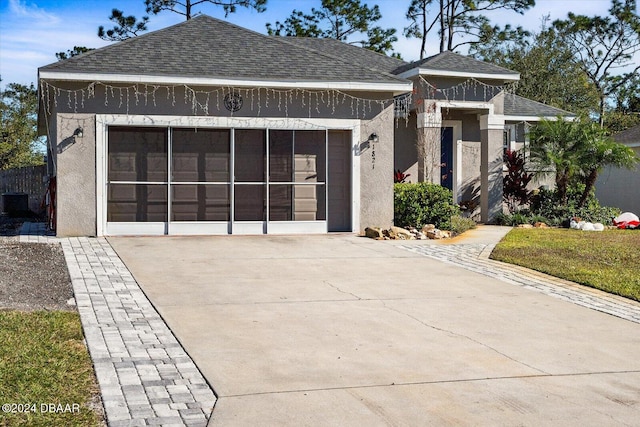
xmin=439 ymin=0 xmax=446 ymax=52
xmin=420 ymin=4 xmax=427 ymax=59
xmin=447 ymin=0 xmax=455 ymax=50
xmin=556 ymin=173 xmax=568 ymax=205
xmin=579 ymin=169 xmax=599 ymax=208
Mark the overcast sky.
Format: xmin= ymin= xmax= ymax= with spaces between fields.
xmin=0 ymin=0 xmax=617 ymax=88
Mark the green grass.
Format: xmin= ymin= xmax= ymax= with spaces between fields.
xmin=0 ymin=311 xmax=102 ymax=427
xmin=491 ymin=228 xmax=640 ymax=302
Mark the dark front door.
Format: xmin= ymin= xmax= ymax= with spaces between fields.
xmin=440 ymin=127 xmax=453 ymax=191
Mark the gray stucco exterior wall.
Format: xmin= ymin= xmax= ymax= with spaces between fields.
xmin=596 ymin=146 xmax=640 ymax=214
xmin=56 ymin=114 xmax=97 ymax=236
xmin=360 ymin=106 xmax=395 ymax=230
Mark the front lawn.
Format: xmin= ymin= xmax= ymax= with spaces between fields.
xmin=0 ymin=311 xmax=103 ymax=426
xmin=491 ymin=228 xmax=640 ymax=301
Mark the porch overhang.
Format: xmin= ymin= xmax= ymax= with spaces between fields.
xmin=396 ymin=68 xmax=520 ymax=82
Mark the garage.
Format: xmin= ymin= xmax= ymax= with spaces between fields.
xmin=104 ymin=125 xmax=353 ymax=235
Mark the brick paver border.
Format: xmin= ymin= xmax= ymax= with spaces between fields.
xmin=20 ymin=223 xmax=216 ymax=427
xmin=399 ymin=242 xmax=640 ymax=324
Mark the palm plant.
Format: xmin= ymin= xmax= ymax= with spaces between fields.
xmin=529 ymin=116 xmax=638 ymax=208
xmin=528 ymin=117 xmax=584 ymax=204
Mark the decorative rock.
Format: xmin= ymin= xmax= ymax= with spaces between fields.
xmin=66 ymin=297 xmax=76 ymax=307
xmin=426 ymin=229 xmax=443 ymax=239
xmin=440 ymin=230 xmax=452 ymax=238
xmin=390 ymin=226 xmax=413 ymax=238
xmin=422 ymin=224 xmax=436 ymax=233
xmin=534 ymin=222 xmax=548 ymax=228
xmin=365 ymin=227 xmax=383 ymax=239
xmin=517 ymin=224 xmax=533 ymax=229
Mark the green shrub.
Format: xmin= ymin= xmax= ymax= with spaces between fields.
xmin=394 ymin=183 xmax=460 ymax=230
xmin=450 ymin=215 xmax=477 ymax=235
xmin=530 ymin=186 xmax=620 ymax=225
xmin=497 ymin=185 xmax=621 ymax=226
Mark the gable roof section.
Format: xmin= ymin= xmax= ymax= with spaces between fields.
xmin=503 ymin=93 xmax=576 ymax=120
xmin=39 ymin=15 xmax=410 ymax=93
xmin=394 ymin=51 xmax=519 ymax=81
xmin=613 ymin=124 xmax=640 ymax=146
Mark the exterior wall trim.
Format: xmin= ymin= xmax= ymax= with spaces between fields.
xmin=502 ymin=115 xmax=577 ymax=122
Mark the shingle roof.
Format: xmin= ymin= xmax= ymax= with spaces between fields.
xmin=504 ymin=93 xmax=576 ymax=118
xmin=284 ymin=37 xmax=407 ymax=74
xmin=394 ymin=51 xmax=519 ymax=78
xmin=613 ymin=124 xmax=640 ymax=145
xmin=39 ymin=15 xmax=407 ymax=86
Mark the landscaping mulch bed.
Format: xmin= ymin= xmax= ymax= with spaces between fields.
xmin=0 ymin=215 xmax=73 ymax=312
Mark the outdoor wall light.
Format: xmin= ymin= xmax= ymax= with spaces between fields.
xmin=369 ymin=133 xmax=379 ymax=143
xmin=73 ymin=127 xmax=83 ymax=138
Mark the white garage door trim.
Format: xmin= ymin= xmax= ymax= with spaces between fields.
xmin=96 ymin=115 xmax=360 ymax=236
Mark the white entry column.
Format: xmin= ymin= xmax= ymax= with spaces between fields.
xmin=416 ymin=105 xmax=442 ymax=183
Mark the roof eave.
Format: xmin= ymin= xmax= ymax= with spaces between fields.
xmin=503 ymin=114 xmax=577 ymax=122
xmin=39 ymin=71 xmax=413 ymax=95
xmin=397 ymin=67 xmax=520 ymax=82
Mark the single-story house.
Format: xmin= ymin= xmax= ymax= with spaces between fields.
xmin=595 ymin=124 xmax=640 ymax=214
xmin=38 ymin=15 xmax=572 ymax=236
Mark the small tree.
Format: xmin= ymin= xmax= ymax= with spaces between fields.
xmin=503 ymin=149 xmax=533 ymax=213
xmin=0 ymin=83 xmax=44 ymax=170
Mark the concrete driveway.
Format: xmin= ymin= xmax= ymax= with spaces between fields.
xmin=108 ymin=234 xmax=640 ymax=426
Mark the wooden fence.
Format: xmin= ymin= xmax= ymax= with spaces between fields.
xmin=0 ymin=165 xmax=48 ymax=213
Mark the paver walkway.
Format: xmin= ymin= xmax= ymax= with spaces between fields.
xmin=19 ymin=223 xmax=216 ymax=427
xmin=397 ymin=240 xmax=640 ymax=324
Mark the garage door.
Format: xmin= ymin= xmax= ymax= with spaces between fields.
xmin=105 ymin=127 xmax=352 ymax=235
